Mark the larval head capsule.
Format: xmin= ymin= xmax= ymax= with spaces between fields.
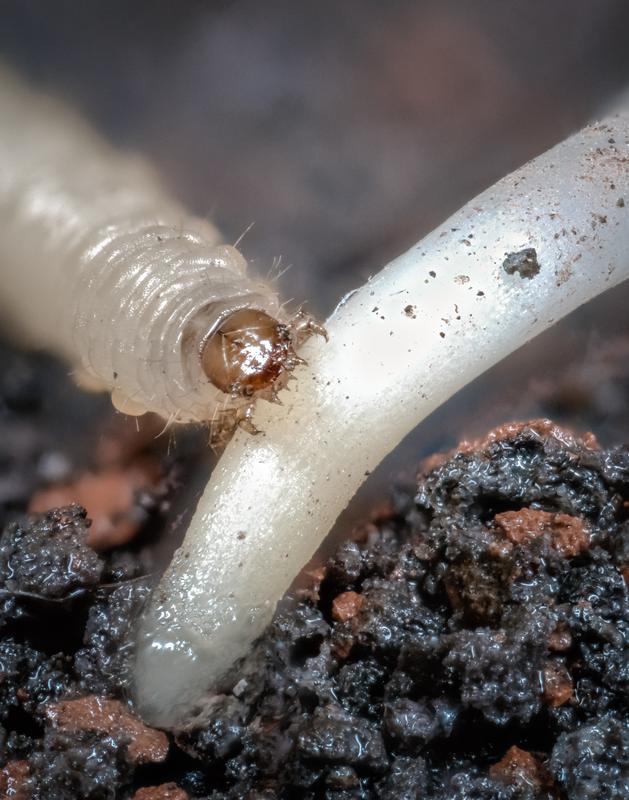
xmin=201 ymin=308 xmax=295 ymax=396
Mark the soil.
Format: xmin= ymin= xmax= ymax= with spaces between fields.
xmin=0 ymin=341 xmax=628 ymax=799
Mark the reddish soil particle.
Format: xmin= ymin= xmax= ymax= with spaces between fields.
xmin=44 ymin=696 xmax=169 ymax=764
xmin=493 ymin=508 xmax=589 ymax=558
xmin=489 ymin=746 xmax=548 ymax=790
xmin=332 ymin=591 xmax=364 ymax=622
xmin=458 ymin=419 xmax=600 ymax=454
xmin=542 ymin=662 xmax=574 ymax=708
xmin=0 ymin=760 xmax=29 ymax=800
xmin=132 ymin=784 xmax=188 ymax=800
xmin=621 ymin=565 xmax=629 ymax=588
xmin=548 ymin=622 xmax=573 ymax=652
xmin=29 ymin=463 xmax=159 ymax=550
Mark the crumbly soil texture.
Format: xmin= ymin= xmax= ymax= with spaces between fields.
xmin=0 ymin=345 xmax=628 ymax=799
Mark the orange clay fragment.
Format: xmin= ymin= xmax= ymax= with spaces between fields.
xmin=493 ymin=508 xmax=589 ymax=558
xmin=332 ymin=591 xmax=365 ymax=622
xmin=44 ymin=696 xmax=168 ymax=764
xmin=489 ymin=746 xmax=548 ymax=790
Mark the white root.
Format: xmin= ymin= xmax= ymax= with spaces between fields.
xmin=0 ymin=65 xmax=296 ymax=425
xmin=135 ymin=111 xmax=629 ymax=728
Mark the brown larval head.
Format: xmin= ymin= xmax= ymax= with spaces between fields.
xmin=201 ymin=308 xmax=298 ymax=397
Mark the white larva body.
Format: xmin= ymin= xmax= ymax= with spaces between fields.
xmin=0 ymin=66 xmax=289 ymax=424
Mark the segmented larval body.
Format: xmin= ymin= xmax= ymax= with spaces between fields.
xmin=0 ymin=67 xmax=320 ymax=431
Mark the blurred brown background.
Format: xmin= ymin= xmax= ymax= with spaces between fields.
xmin=2 ymin=1 xmax=629 ymax=542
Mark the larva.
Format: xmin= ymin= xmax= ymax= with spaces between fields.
xmin=0 ymin=66 xmax=323 ymax=441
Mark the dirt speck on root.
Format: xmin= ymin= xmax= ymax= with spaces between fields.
xmin=503 ymin=247 xmax=541 ymax=279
